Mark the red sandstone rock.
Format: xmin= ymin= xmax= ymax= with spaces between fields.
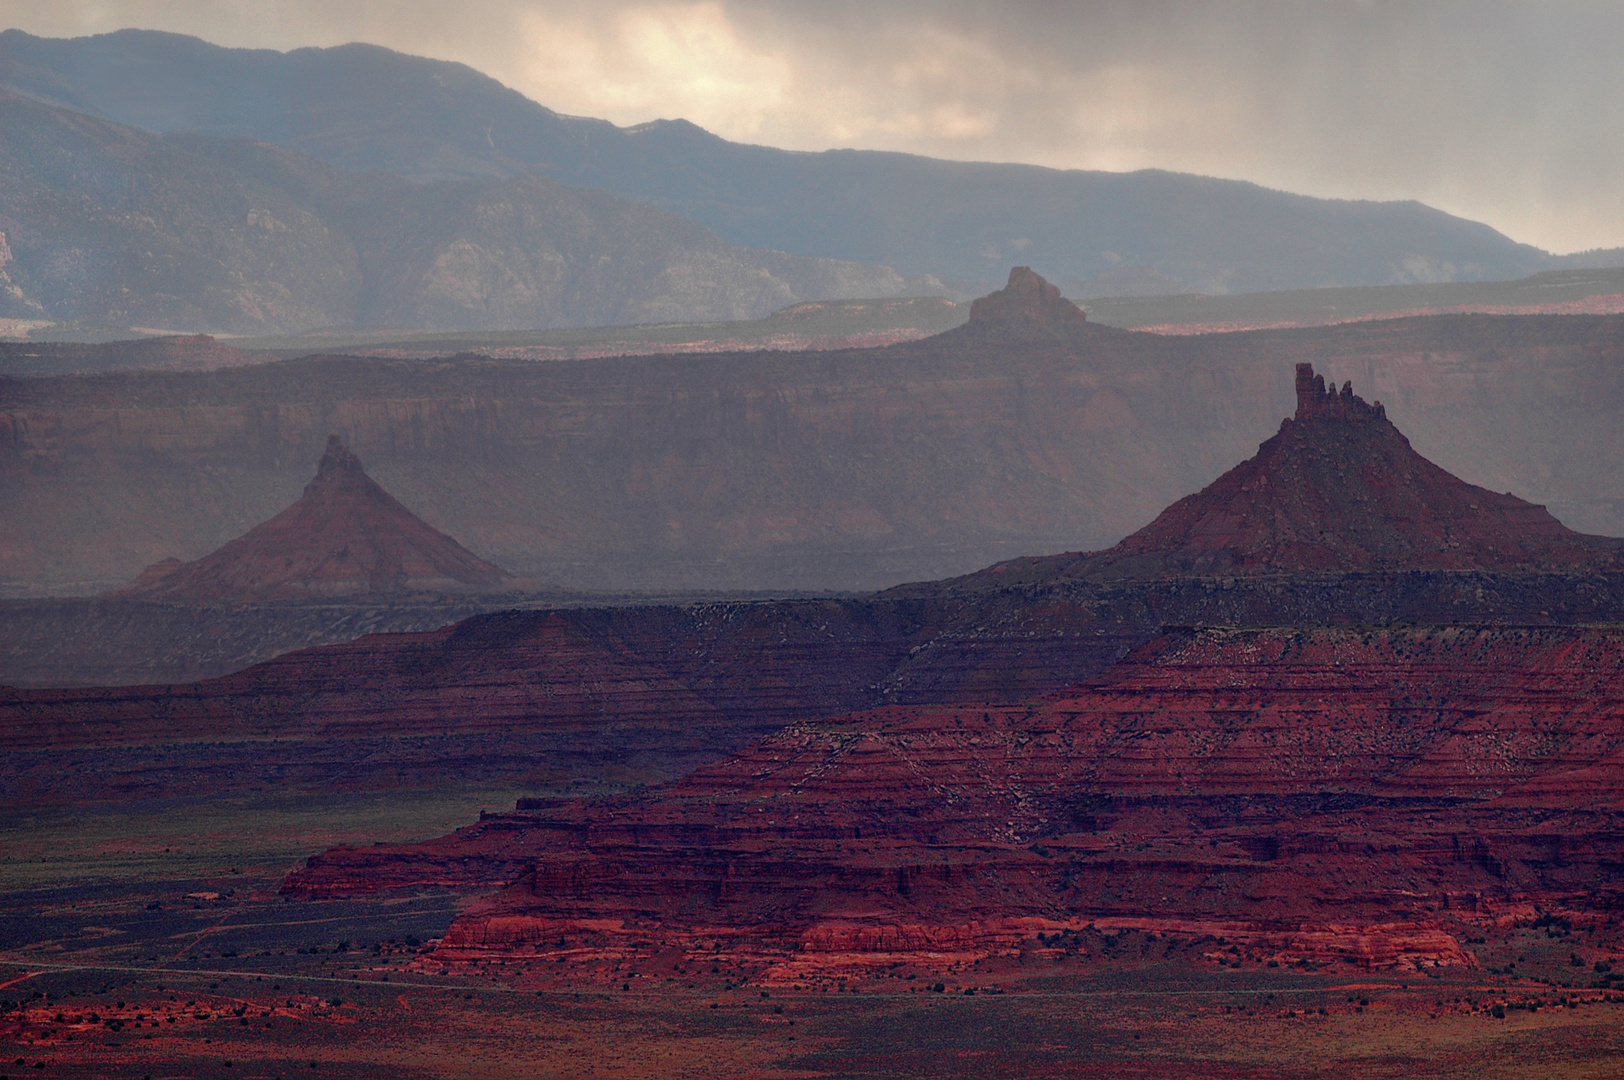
xmin=113 ymin=436 xmax=510 ymax=601
xmin=961 ymin=362 xmax=1623 ymax=584
xmin=283 ymin=624 xmax=1624 ymax=972
xmin=10 ymin=307 xmax=1624 ymax=596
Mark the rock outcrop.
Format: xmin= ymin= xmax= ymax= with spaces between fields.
xmin=966 ymin=266 xmax=1089 ymax=328
xmin=283 ymin=624 xmax=1624 ymax=974
xmin=113 ymin=436 xmax=509 ymax=601
xmin=1105 ymin=362 xmax=1623 ymax=573
xmin=9 ymin=308 xmax=1624 ymax=595
xmin=954 ymin=362 xmax=1624 ymax=585
xmin=262 ymin=364 xmax=1624 ymax=974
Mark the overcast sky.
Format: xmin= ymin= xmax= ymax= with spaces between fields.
xmin=4 ymin=0 xmax=1622 ymax=253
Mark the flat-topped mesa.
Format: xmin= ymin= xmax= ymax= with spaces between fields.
xmin=967 ymin=266 xmax=1089 ymax=328
xmin=1293 ymin=362 xmax=1386 ymax=422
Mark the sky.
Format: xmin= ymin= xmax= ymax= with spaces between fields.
xmin=2 ymin=0 xmax=1622 ymax=254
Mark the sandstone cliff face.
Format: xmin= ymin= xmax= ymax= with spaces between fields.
xmin=255 ymin=373 xmax=1624 ymax=970
xmin=285 ymin=625 xmax=1624 ymax=972
xmin=113 ymin=436 xmax=509 ymax=601
xmin=7 ymin=307 xmax=1624 ymax=593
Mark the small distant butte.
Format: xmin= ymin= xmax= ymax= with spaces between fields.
xmin=112 ymin=435 xmax=511 ymax=603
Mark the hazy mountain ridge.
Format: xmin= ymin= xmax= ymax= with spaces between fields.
xmin=0 ymin=28 xmax=1578 ymax=297
xmin=0 ymin=88 xmax=932 ymax=334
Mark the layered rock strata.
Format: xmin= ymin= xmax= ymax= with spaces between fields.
xmin=266 ymin=364 xmax=1624 ymax=974
xmin=12 ymin=361 xmax=1624 ymax=805
xmin=285 ymin=625 xmax=1624 ymax=974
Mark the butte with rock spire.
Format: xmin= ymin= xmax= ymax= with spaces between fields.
xmin=115 ymin=436 xmax=510 ymax=602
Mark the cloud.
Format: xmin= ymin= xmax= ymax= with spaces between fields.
xmin=2 ymin=0 xmax=1623 ymax=251
xmin=513 ymin=4 xmax=793 ymax=137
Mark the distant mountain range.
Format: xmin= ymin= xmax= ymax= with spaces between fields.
xmin=0 ymin=88 xmax=928 ymax=335
xmin=1 ymin=27 xmax=1621 ymax=335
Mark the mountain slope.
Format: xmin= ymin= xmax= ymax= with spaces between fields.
xmin=0 ymin=89 xmax=928 ymax=334
xmin=1098 ymin=364 xmax=1618 ymax=574
xmin=276 ymin=624 xmax=1624 ymax=974
xmin=115 ymin=436 xmax=509 ymax=601
xmin=947 ymin=360 xmax=1624 ymax=589
xmin=0 ymin=28 xmax=1558 ymax=294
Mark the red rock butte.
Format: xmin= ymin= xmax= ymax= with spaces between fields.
xmin=966 ymin=265 xmax=1089 ymax=328
xmin=970 ymin=361 xmax=1623 ymax=584
xmin=115 ymin=436 xmax=509 ymax=602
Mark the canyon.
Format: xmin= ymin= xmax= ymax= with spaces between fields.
xmin=11 ymin=24 xmax=1624 ymax=1080
xmin=9 ymin=356 xmax=1624 ymax=984
xmin=9 ymin=351 xmax=1624 ymax=1080
xmin=250 ymin=364 xmax=1624 ymax=977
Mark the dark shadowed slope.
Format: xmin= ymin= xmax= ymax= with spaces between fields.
xmin=0 ymin=28 xmax=1558 ymax=294
xmin=115 ymin=436 xmax=509 ymax=601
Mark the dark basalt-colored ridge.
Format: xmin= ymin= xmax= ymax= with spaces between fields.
xmin=113 ymin=435 xmax=509 ymax=602
xmin=950 ymin=362 xmax=1624 ymax=587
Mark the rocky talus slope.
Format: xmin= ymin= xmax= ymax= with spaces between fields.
xmin=941 ymin=362 xmax=1624 ymax=587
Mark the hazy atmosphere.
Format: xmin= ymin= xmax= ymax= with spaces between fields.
xmin=10 ymin=5 xmax=1624 ymax=1079
xmin=3 ymin=0 xmax=1623 ymax=253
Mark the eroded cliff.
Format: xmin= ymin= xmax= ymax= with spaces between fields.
xmin=284 ymin=625 xmax=1624 ymax=977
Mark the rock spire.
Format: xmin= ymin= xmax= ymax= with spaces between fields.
xmin=1293 ymin=362 xmax=1386 ymax=421
xmin=965 ymin=363 xmax=1623 ymax=583
xmin=114 ymin=436 xmax=509 ymax=602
